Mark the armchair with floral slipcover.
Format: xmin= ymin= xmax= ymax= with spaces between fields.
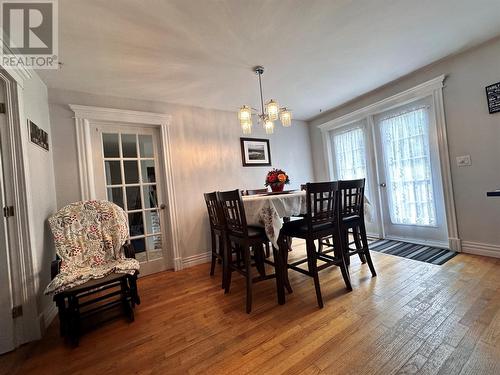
xmin=45 ymin=200 xmax=140 ymax=345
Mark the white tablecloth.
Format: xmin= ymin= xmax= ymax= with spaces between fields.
xmin=243 ymin=191 xmax=307 ymax=248
xmin=242 ymin=190 xmax=373 ymax=248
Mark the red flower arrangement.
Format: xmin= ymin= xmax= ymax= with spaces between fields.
xmin=265 ymin=169 xmax=290 ymax=192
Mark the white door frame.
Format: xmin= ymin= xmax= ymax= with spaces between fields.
xmin=69 ymin=105 xmax=183 ymax=271
xmin=319 ymin=75 xmax=461 ymax=252
xmin=0 ymin=64 xmax=42 ymax=347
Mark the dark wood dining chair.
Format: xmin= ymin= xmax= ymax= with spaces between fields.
xmin=204 ymin=192 xmax=227 ymax=288
xmin=279 ymin=181 xmax=352 ymax=308
xmin=246 ymin=188 xmax=269 ymax=195
xmin=217 ymin=189 xmax=277 ymax=313
xmin=338 ymin=179 xmax=376 ymax=276
xmin=243 ymin=188 xmax=272 ymax=258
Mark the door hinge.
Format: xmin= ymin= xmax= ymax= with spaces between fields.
xmin=3 ymin=206 xmax=14 ymax=218
xmin=12 ymin=305 xmax=23 ymax=319
xmin=0 ymin=103 xmax=5 ymax=114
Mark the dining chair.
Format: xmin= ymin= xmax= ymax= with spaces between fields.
xmin=217 ymin=189 xmax=276 ymax=313
xmin=243 ymin=188 xmax=273 ymax=257
xmin=204 ymin=192 xmax=227 ymax=288
xmin=246 ymin=188 xmax=269 ymax=195
xmin=279 ymin=181 xmax=352 ymax=308
xmin=337 ymin=179 xmax=376 ymax=276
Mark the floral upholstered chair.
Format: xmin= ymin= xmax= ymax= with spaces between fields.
xmin=45 ymin=200 xmax=140 ymax=345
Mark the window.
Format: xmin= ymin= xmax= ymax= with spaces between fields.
xmin=331 ymin=126 xmax=368 ymax=182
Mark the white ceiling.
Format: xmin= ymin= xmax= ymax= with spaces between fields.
xmin=38 ymin=0 xmax=500 ymax=120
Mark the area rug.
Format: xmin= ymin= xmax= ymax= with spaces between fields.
xmin=369 ymin=239 xmax=457 ymax=265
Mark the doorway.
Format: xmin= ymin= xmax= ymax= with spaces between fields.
xmin=329 ymin=96 xmax=448 ymax=248
xmin=0 ymin=81 xmax=15 ymax=354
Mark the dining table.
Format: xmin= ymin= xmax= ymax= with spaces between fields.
xmin=242 ymin=189 xmax=373 ymax=305
xmin=242 ymin=190 xmax=307 ymax=248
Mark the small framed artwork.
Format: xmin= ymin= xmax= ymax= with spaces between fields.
xmin=28 ymin=120 xmax=49 ymax=151
xmin=240 ymin=137 xmax=271 ymax=167
xmin=485 ymin=81 xmax=500 ymax=114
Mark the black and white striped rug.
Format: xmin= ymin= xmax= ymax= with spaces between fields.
xmin=369 ymin=239 xmax=457 ymax=265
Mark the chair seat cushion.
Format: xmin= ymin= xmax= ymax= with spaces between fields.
xmin=281 ymin=219 xmax=334 ymax=237
xmin=247 ymin=225 xmax=267 ymax=238
xmin=60 ymin=272 xmax=131 ymax=295
xmin=343 ymin=214 xmax=361 ymax=222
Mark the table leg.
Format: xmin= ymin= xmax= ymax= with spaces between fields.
xmin=273 ymin=240 xmax=286 ymax=305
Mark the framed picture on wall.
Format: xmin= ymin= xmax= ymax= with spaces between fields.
xmin=485 ymin=81 xmax=500 ymax=114
xmin=28 ymin=120 xmax=49 ymax=151
xmin=240 ymin=137 xmax=271 ymax=167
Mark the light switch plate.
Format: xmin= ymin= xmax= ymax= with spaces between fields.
xmin=456 ymin=155 xmax=472 ymax=167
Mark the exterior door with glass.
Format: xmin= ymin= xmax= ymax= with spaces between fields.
xmin=329 ymin=120 xmax=380 ymax=236
xmin=373 ymin=98 xmax=448 ymax=246
xmin=91 ymin=124 xmax=171 ymax=275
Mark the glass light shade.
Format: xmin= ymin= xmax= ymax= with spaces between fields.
xmin=238 ymin=105 xmax=252 ymax=122
xmin=264 ymin=119 xmax=274 ymax=134
xmin=266 ymin=100 xmax=279 ymax=121
xmin=280 ymin=108 xmax=292 ymax=127
xmin=241 ymin=119 xmax=252 ymax=135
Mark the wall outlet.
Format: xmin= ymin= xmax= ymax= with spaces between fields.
xmin=456 ymin=155 xmax=472 ymax=167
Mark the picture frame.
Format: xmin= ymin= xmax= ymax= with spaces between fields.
xmin=28 ymin=119 xmax=49 ymax=151
xmin=485 ymin=81 xmax=500 ymax=114
xmin=240 ymin=137 xmax=271 ymax=167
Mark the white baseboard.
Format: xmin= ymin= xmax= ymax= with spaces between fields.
xmin=38 ymin=303 xmax=57 ymax=334
xmin=461 ymin=241 xmax=500 ymax=259
xmin=182 ymin=251 xmax=212 ymax=268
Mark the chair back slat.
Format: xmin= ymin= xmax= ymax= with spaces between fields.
xmin=217 ymin=189 xmax=248 ymax=236
xmin=204 ymin=192 xmax=225 ymax=230
xmin=338 ymin=179 xmax=365 ymax=219
xmin=305 ymin=182 xmax=339 ymax=232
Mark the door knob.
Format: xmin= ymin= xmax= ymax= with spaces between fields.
xmin=379 ymin=183 xmax=387 ymax=188
xmin=160 ymin=203 xmax=166 ymax=210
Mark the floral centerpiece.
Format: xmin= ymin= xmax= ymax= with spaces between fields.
xmin=265 ymin=169 xmax=290 ymax=192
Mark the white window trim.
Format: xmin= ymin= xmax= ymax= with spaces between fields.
xmin=69 ymin=105 xmax=184 ymax=271
xmin=318 ymin=75 xmax=461 ymax=252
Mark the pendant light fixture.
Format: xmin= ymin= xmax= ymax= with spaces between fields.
xmin=238 ymin=66 xmax=292 ymax=134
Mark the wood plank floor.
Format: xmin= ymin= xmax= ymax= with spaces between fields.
xmin=1 ymin=241 xmax=500 ymax=375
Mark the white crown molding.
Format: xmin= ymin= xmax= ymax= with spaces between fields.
xmin=461 ymin=241 xmax=500 ymax=259
xmin=69 ymin=104 xmax=172 ymax=124
xmin=0 ymin=38 xmax=34 ymax=87
xmin=318 ymin=75 xmax=446 ymax=132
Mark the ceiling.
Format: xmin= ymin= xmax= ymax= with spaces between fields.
xmin=38 ymin=0 xmax=500 ymax=120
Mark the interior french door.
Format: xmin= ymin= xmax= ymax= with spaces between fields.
xmin=373 ymin=98 xmax=447 ymax=245
xmin=330 ymin=97 xmax=448 ymax=247
xmin=91 ymin=124 xmax=171 ymax=275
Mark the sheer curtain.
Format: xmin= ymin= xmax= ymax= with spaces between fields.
xmin=332 ymin=127 xmax=367 ymax=181
xmin=379 ymin=107 xmax=436 ymax=226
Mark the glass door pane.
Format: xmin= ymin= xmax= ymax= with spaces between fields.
xmin=101 ymin=132 xmax=164 ymax=265
xmin=378 ymin=107 xmax=436 ymax=226
xmin=332 ymin=126 xmax=368 ymax=181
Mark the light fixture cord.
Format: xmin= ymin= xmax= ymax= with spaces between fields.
xmin=258 ymin=71 xmax=265 ymax=116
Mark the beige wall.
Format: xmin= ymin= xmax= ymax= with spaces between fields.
xmin=22 ymin=73 xmax=58 ymax=326
xmin=309 ymin=37 xmax=500 ymax=254
xmin=48 ymin=89 xmax=314 ymax=260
